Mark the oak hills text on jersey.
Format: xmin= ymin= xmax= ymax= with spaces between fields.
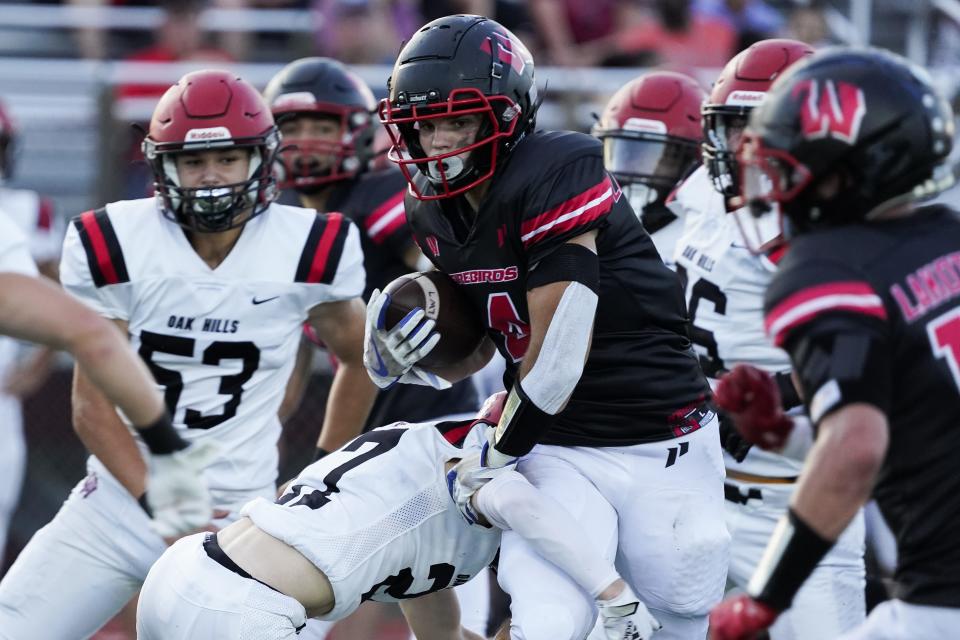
xmin=167 ymin=314 xmax=240 ymax=334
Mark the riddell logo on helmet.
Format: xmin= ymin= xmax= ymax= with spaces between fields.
xmin=185 ymin=127 xmax=232 ymax=142
xmin=726 ymin=91 xmax=766 ymax=107
xmin=623 ymin=118 xmax=668 ymax=134
xmin=793 ymin=79 xmax=866 ymax=144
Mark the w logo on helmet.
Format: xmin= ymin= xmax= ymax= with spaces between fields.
xmin=793 ymin=79 xmax=866 ymax=144
xmin=480 ymin=32 xmax=528 ymax=76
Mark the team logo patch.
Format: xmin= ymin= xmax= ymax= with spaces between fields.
xmin=426 ymin=235 xmax=440 ymax=257
xmin=80 ymin=472 xmax=98 ymax=498
xmin=793 ymin=79 xmax=866 ymax=144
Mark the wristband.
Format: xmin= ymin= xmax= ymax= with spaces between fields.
xmin=138 ymin=412 xmax=188 ymax=455
xmin=748 ymin=508 xmax=835 ymax=611
xmin=774 ymin=371 xmax=802 ymax=411
xmin=493 ymin=381 xmax=556 ymax=457
xmin=313 ymin=447 xmax=331 ymax=463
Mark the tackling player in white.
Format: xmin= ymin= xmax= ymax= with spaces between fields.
xmin=0 ymin=70 xmax=377 ymax=640
xmin=137 ymin=392 xmax=661 ymax=640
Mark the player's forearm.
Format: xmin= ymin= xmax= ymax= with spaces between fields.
xmin=789 ymin=404 xmax=887 ymax=540
xmin=315 ymin=361 xmax=377 ymax=451
xmin=71 ymin=366 xmax=149 ymax=498
xmin=399 ymin=589 xmax=464 ymax=640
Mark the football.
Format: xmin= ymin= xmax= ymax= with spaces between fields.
xmin=382 ymin=270 xmax=486 ymax=371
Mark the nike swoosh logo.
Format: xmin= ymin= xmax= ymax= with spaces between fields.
xmin=371 ymin=340 xmax=391 ymax=377
xmin=251 ymin=296 xmax=279 ymax=305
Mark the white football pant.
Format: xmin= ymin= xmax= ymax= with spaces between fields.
xmin=0 ymin=461 xmax=272 ymax=640
xmin=837 ymin=599 xmax=960 ymax=640
xmin=499 ymin=418 xmax=729 ymax=640
xmin=725 ymin=478 xmax=866 ymax=639
xmin=137 ymin=534 xmax=307 ymax=639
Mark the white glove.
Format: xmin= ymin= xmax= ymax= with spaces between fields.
xmin=363 ymin=288 xmax=441 ymax=388
xmin=597 ymin=584 xmax=662 ymax=640
xmin=445 ymin=428 xmax=517 ymax=525
xmin=145 ymin=441 xmax=218 ymax=538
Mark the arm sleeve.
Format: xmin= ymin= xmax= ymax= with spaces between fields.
xmin=473 ymin=469 xmax=619 ymax=599
xmin=59 ymin=221 xmax=130 ymax=320
xmin=765 ymin=260 xmax=891 ymax=426
xmin=519 ymin=155 xmax=615 ymax=268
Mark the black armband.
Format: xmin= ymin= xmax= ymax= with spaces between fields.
xmin=138 ymin=412 xmax=188 ymax=455
xmin=749 ymin=508 xmax=835 ymax=611
xmin=527 ymin=244 xmax=599 ymax=294
xmin=313 ymin=447 xmax=331 ymax=463
xmin=492 ymin=381 xmax=557 ymax=457
xmin=774 ymin=371 xmax=802 ymax=411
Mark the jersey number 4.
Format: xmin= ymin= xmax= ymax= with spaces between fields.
xmin=139 ymin=331 xmax=260 ymax=429
xmin=927 ymin=307 xmax=960 ymax=392
xmin=487 ymin=292 xmax=530 ymax=363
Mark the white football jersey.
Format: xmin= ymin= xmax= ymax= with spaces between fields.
xmin=0 ymin=187 xmax=60 ymax=266
xmin=242 ymin=421 xmax=500 ymax=621
xmin=671 ymin=166 xmax=802 ymax=477
xmin=59 ymin=198 xmax=364 ymax=492
xmin=0 ymin=208 xmax=38 ymax=276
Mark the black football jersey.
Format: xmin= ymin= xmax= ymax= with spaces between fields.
xmin=328 ymin=168 xmax=412 ymax=300
xmin=300 ymin=169 xmax=478 ymax=428
xmin=765 ymin=205 xmax=960 ymax=607
xmin=405 ymin=131 xmax=710 ymax=446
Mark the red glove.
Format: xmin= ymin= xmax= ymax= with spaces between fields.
xmin=714 ymin=364 xmax=795 ymax=450
xmin=709 ymin=594 xmax=779 ymax=640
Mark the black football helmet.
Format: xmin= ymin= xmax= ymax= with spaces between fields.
xmin=738 ymin=47 xmax=954 ymax=245
xmin=378 ymin=15 xmax=540 ymax=200
xmin=263 ymin=57 xmax=377 ymax=192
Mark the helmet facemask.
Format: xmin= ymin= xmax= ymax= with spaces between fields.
xmin=379 ymin=88 xmax=521 ymax=200
xmin=598 ymin=130 xmax=699 ymax=217
xmin=275 ymin=108 xmax=373 ymax=193
xmin=144 ymin=131 xmax=280 ymax=233
xmin=703 ymin=109 xmax=751 ymax=198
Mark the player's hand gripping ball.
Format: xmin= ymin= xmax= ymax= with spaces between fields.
xmin=381 ymin=270 xmax=486 ymax=372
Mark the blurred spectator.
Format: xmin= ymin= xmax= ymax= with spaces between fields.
xmin=694 ymin=0 xmax=783 ymax=50
xmin=313 ymin=0 xmax=419 ymax=64
xmin=117 ymin=0 xmax=234 ymax=99
xmin=528 ymin=0 xmax=646 ymax=66
xmin=783 ymin=2 xmax=832 ymax=48
xmin=606 ymin=0 xmax=737 ymax=68
xmin=421 ymin=1 xmax=538 ymax=56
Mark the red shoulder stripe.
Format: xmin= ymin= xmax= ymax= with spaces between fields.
xmin=364 ymin=189 xmax=407 ymax=245
xmin=295 ymin=213 xmax=348 ymax=285
xmin=520 ymin=176 xmax=613 ymax=249
xmin=72 ymin=209 xmax=129 ymax=287
xmin=765 ymin=280 xmax=887 ymax=347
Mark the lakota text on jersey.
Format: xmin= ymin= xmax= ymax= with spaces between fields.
xmin=889 ymin=249 xmax=960 ymax=322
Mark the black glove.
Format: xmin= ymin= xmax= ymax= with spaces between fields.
xmin=718 ymin=411 xmax=753 ymax=462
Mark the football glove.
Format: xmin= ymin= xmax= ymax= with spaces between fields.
xmin=715 ymin=364 xmax=795 ymax=450
xmin=708 ymin=594 xmax=779 ymax=640
xmin=146 ymin=441 xmax=218 ymax=539
xmin=597 ymin=585 xmax=662 ymax=640
xmin=363 ymin=288 xmax=441 ymax=389
xmin=446 ymin=428 xmax=517 ymax=525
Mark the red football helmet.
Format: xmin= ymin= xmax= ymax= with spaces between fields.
xmin=0 ymin=99 xmax=16 ymax=183
xmin=593 ymin=71 xmax=706 ymax=215
xmin=263 ymin=57 xmax=378 ymax=192
xmin=702 ymin=39 xmax=815 ymax=198
xmin=142 ymin=70 xmax=280 ymax=232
